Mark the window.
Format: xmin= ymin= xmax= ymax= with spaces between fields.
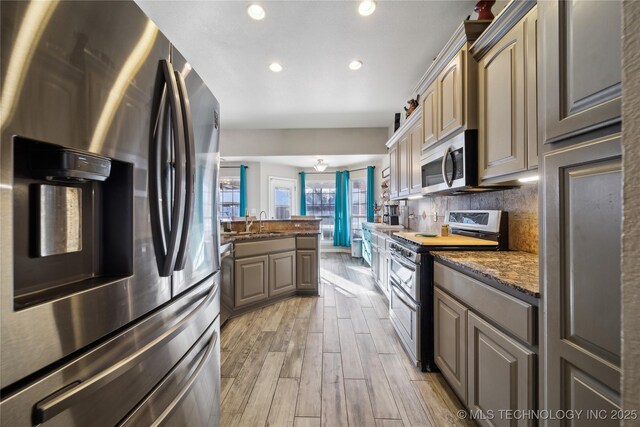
xmin=351 ymin=178 xmax=367 ymax=239
xmin=274 ymin=186 xmax=292 ymax=219
xmin=305 ymin=180 xmax=335 ymax=242
xmin=219 ymin=177 xmax=240 ymax=218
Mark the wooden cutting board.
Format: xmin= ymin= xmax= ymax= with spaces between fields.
xmin=393 ymin=232 xmax=499 ymax=247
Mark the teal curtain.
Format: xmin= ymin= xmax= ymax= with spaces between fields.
xmin=239 ymin=164 xmax=247 ymax=216
xmin=366 ymin=166 xmax=375 ymax=222
xmin=333 ymin=171 xmax=351 ymax=247
xmin=299 ymin=172 xmax=306 ymax=215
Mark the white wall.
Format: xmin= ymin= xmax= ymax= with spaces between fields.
xmin=220 ymin=160 xmax=300 ymax=217
xmin=220 ymin=127 xmax=388 ymax=157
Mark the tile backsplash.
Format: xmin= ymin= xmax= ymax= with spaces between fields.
xmin=404 ymin=185 xmax=539 ymax=254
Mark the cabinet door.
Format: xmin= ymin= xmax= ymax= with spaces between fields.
xmin=409 ymin=122 xmax=423 ymax=195
xmin=398 ymin=136 xmax=410 ymax=197
xmin=235 ymin=256 xmax=269 ymax=307
xmin=478 ymin=21 xmax=526 ymax=180
xmin=421 ymin=81 xmax=438 ymax=149
xmin=525 ymin=8 xmax=538 ymax=169
xmin=380 ymin=251 xmax=389 ymax=297
xmin=543 ymin=134 xmax=622 ymax=418
xmin=269 ymin=251 xmax=296 ymax=297
xmin=437 ymin=49 xmax=464 ymax=140
xmin=434 ymin=288 xmax=468 ymax=405
xmin=467 ymin=312 xmax=535 ymax=426
xmin=540 ymin=0 xmax=621 ymax=144
xmin=296 ymin=250 xmax=318 ymax=290
xmin=389 ymin=146 xmax=399 ymax=199
xmin=371 ymin=245 xmax=380 ymax=283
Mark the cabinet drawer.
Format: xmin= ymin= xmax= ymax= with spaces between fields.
xmin=434 ymin=263 xmax=535 ymax=345
xmin=234 ymin=238 xmax=295 ymax=258
xmin=296 ymin=236 xmax=317 ymax=250
xmin=389 ymin=284 xmax=420 ymax=365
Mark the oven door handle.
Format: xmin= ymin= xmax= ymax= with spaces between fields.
xmin=391 ymin=282 xmax=417 ymax=309
xmin=441 ymin=145 xmax=453 ymax=188
xmin=390 ymin=252 xmax=418 ymax=272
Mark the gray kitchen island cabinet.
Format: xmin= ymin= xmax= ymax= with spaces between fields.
xmin=296 ymin=250 xmax=317 ymax=290
xmin=269 ymin=251 xmax=296 ymax=297
xmin=235 ymin=255 xmax=269 ymax=308
xmin=223 ymin=235 xmax=319 ymax=316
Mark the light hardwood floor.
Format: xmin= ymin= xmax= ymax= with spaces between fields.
xmin=220 ymin=253 xmax=472 ymax=427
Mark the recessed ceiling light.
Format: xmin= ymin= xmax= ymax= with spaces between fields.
xmin=358 ymin=1 xmax=376 ymax=16
xmin=269 ymin=62 xmax=283 ymax=72
xmin=518 ymin=175 xmax=539 ymax=183
xmin=247 ymin=4 xmax=265 ymax=20
xmin=349 ymin=60 xmax=363 ymax=70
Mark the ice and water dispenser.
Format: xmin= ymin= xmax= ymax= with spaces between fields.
xmin=12 ymin=137 xmax=133 ymax=308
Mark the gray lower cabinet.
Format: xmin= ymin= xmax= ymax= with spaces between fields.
xmin=542 ymin=134 xmax=622 ymax=418
xmin=268 ymin=251 xmax=296 ymax=297
xmin=467 ymin=312 xmax=535 ymax=427
xmin=234 ymin=255 xmax=269 ymax=308
xmin=296 ymin=250 xmax=317 ymax=290
xmin=434 ymin=288 xmax=468 ymax=405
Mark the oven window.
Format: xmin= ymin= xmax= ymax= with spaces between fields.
xmin=422 ymin=157 xmax=444 ymax=187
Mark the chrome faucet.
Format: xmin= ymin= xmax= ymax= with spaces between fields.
xmin=245 ymin=212 xmax=253 ymax=233
xmin=259 ymin=210 xmax=267 ymax=233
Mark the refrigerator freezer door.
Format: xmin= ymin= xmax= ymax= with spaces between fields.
xmin=171 ymin=48 xmax=220 ymax=297
xmin=0 ymin=275 xmax=219 ymax=427
xmin=0 ymin=1 xmax=172 ymax=389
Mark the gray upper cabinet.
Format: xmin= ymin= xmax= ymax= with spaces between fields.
xmin=421 ymin=81 xmax=438 ymax=150
xmin=467 ymin=312 xmax=535 ymax=426
xmin=296 ymin=250 xmax=317 ymax=290
xmin=434 ymin=288 xmax=468 ymax=405
xmin=235 ymin=255 xmax=269 ymax=307
xmin=268 ymin=251 xmax=296 ymax=297
xmin=542 ymin=133 xmax=622 ymax=417
xmin=398 ymin=135 xmax=410 ymax=197
xmin=389 ymin=145 xmax=399 ymax=199
xmin=540 ymin=0 xmax=621 ymax=144
xmin=409 ymin=122 xmax=423 ymax=195
xmin=437 ymin=50 xmax=465 ymax=140
xmin=474 ymin=4 xmax=538 ymax=182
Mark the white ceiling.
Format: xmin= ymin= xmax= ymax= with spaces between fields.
xmin=222 ymin=154 xmax=386 ymax=168
xmin=136 ymin=0 xmax=478 ymax=130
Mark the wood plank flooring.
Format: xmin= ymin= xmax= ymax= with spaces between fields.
xmin=220 ymin=253 xmax=472 ymax=427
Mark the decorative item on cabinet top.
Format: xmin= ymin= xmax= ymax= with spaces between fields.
xmin=404 ymin=96 xmax=420 ymax=118
xmin=473 ymin=0 xmax=496 ymax=20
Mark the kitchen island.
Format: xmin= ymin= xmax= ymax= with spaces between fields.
xmin=220 ymin=219 xmax=321 ymax=323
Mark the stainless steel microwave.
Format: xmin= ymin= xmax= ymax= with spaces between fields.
xmin=420 ymin=131 xmax=478 ymax=195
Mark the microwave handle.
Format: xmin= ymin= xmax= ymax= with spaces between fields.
xmin=441 ymin=145 xmax=453 ymax=188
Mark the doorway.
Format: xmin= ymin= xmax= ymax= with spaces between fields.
xmin=268 ymin=177 xmax=297 ymax=219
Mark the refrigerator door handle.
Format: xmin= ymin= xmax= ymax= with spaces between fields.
xmin=32 ymin=282 xmax=219 ymax=424
xmin=149 ymin=330 xmax=218 ymax=427
xmin=173 ymin=70 xmax=195 ymax=271
xmin=149 ymin=59 xmax=187 ymax=277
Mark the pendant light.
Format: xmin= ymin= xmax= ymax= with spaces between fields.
xmin=314 ymin=159 xmax=328 ymax=172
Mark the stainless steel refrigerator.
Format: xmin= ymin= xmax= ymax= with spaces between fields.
xmin=0 ymin=1 xmax=221 ymax=425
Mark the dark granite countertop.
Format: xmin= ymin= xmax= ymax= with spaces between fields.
xmin=431 ymin=251 xmax=539 ymax=298
xmin=221 ymin=231 xmax=320 ymax=245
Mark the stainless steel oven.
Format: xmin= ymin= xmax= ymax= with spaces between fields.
xmin=421 ymin=131 xmax=478 ymax=195
xmin=388 ymin=243 xmax=422 ymax=366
